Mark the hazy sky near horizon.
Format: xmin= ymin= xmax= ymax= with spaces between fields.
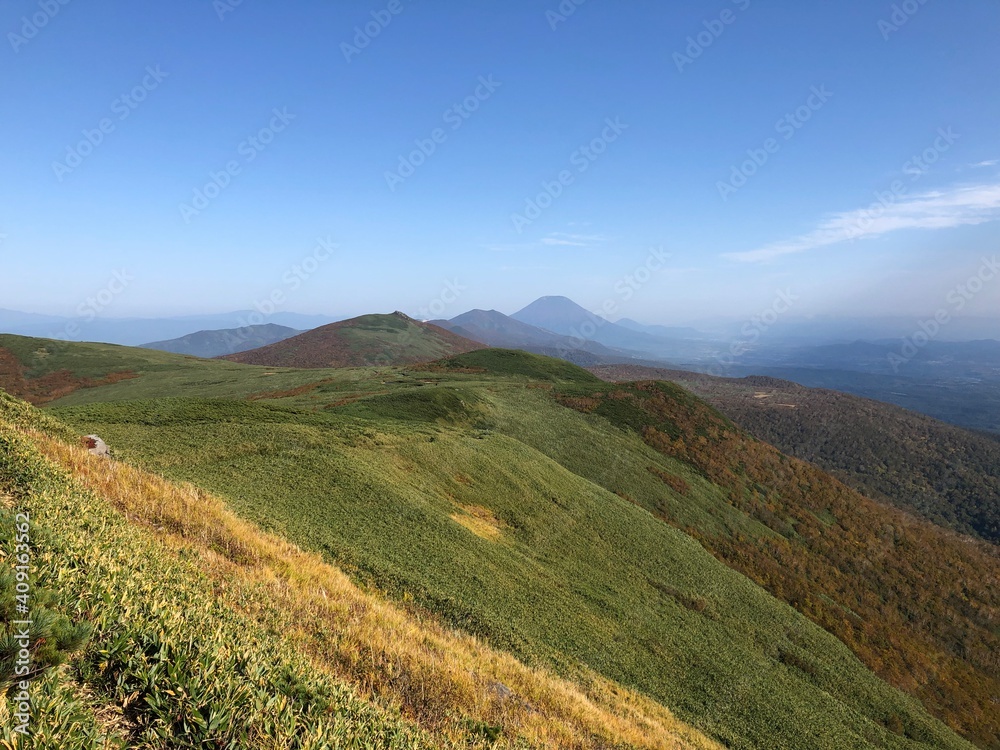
xmin=2 ymin=0 xmax=999 ymax=325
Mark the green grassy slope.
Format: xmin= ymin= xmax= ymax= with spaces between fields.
xmin=0 ymin=333 xmax=366 ymax=408
xmin=0 ymin=328 xmax=481 ymax=408
xmin=0 ymin=334 xmax=186 ymax=381
xmin=0 ymin=393 xmax=456 ymax=749
xmin=49 ymin=351 xmax=980 ymax=750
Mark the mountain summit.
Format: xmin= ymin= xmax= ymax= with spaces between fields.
xmin=511 ymin=296 xmax=604 ymax=337
xmin=221 ymin=312 xmax=484 ymax=368
xmin=511 ymin=296 xmax=676 ymax=354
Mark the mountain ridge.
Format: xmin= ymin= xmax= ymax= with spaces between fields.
xmin=221 ymin=312 xmax=485 ymax=368
xmin=142 ymin=323 xmax=301 ymax=358
xmin=431 ymin=308 xmax=623 ymax=359
xmin=510 ymin=296 xmax=700 ymax=360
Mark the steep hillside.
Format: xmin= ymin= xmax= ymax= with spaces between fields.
xmin=222 ymin=312 xmax=484 ymax=368
xmin=590 ymin=364 xmax=1000 ymax=544
xmin=49 ymin=348 xmax=987 ymax=750
xmin=0 ymin=390 xmax=720 ymax=749
xmin=551 ymin=372 xmax=999 ymax=748
xmin=142 ymin=323 xmax=300 ymax=357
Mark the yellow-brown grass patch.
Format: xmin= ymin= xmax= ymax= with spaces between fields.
xmin=450 ymin=504 xmax=507 ymax=542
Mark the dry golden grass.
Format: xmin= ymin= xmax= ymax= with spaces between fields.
xmin=450 ymin=504 xmax=507 ymax=542
xmin=31 ymin=429 xmax=721 ymax=750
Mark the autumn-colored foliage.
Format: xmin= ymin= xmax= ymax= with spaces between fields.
xmin=647 ymin=466 xmax=690 ymax=496
xmin=0 ymin=346 xmax=137 ymax=405
xmin=558 ymin=380 xmax=1000 ymax=749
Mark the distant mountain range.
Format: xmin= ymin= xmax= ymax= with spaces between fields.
xmin=222 ymin=312 xmax=483 ymax=368
xmin=5 ymin=298 xmax=1000 ymax=434
xmin=509 ymin=296 xmax=720 ymax=362
xmin=0 ymin=298 xmax=713 ymax=363
xmin=142 ymin=324 xmax=300 ymax=358
xmin=429 ymin=308 xmax=632 ymax=365
xmin=0 ymin=308 xmax=337 ymax=346
xmin=511 ymin=296 xmax=669 ymax=351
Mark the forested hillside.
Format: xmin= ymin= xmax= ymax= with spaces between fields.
xmin=591 ymin=364 xmax=1000 ymax=544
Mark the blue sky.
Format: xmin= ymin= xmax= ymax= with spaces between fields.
xmin=2 ymin=0 xmax=999 ymax=325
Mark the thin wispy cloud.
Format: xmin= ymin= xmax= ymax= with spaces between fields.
xmin=486 ymin=232 xmax=607 ymax=252
xmin=971 ymin=159 xmax=999 ymax=168
xmin=485 ymin=242 xmax=536 ymax=253
xmin=498 ymin=265 xmax=560 ymax=272
xmin=540 ymin=232 xmax=607 ymax=247
xmin=542 ymin=237 xmax=586 ymax=247
xmin=725 ymin=182 xmax=1000 ymax=263
xmin=541 ymin=237 xmax=586 ymax=246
